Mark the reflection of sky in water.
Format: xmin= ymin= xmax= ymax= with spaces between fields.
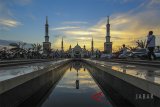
xmin=87 ymin=59 xmax=160 ymax=85
xmin=40 ymin=63 xmax=112 ymax=107
xmin=0 ymin=59 xmax=68 ymax=82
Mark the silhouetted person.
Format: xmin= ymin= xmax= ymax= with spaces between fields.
xmin=119 ymin=44 xmax=127 ymax=58
xmin=122 ymin=44 xmax=127 ymax=54
xmin=146 ymin=31 xmax=156 ymax=60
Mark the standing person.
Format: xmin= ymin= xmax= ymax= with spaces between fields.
xmin=119 ymin=44 xmax=127 ymax=58
xmin=146 ymin=31 xmax=156 ymax=60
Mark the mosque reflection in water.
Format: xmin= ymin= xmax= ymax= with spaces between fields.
xmin=70 ymin=61 xmax=86 ymax=90
xmin=40 ymin=61 xmax=112 ymax=107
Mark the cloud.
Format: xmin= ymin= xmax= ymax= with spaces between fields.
xmin=0 ymin=0 xmax=24 ymax=30
xmin=104 ymin=0 xmax=133 ymax=4
xmin=51 ymin=0 xmax=160 ymax=51
xmin=85 ymin=0 xmax=160 ymax=49
xmin=64 ymin=30 xmax=91 ymax=36
xmin=13 ymin=0 xmax=32 ymax=5
xmin=148 ymin=0 xmax=160 ymax=5
xmin=51 ymin=26 xmax=80 ymax=31
xmin=0 ymin=19 xmax=21 ymax=27
xmin=0 ymin=1 xmax=13 ymax=18
xmin=62 ymin=21 xmax=88 ymax=25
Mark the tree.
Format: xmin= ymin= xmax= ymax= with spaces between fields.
xmin=9 ymin=42 xmax=27 ymax=58
xmin=31 ymin=43 xmax=42 ymax=52
xmin=129 ymin=46 xmax=137 ymax=51
xmin=9 ymin=42 xmax=26 ymax=49
xmin=31 ymin=43 xmax=42 ymax=58
xmin=157 ymin=46 xmax=160 ymax=51
xmin=136 ymin=40 xmax=146 ymax=48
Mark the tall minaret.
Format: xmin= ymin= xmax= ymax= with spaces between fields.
xmin=104 ymin=16 xmax=112 ymax=54
xmin=106 ymin=16 xmax=110 ymax=42
xmin=43 ymin=16 xmax=51 ymax=54
xmin=45 ymin=16 xmax=49 ymax=42
xmin=61 ymin=37 xmax=64 ymax=51
xmin=84 ymin=45 xmax=86 ymax=50
xmin=91 ymin=37 xmax=94 ymax=55
xmin=69 ymin=45 xmax=71 ymax=50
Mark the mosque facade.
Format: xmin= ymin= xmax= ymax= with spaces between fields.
xmin=67 ymin=43 xmax=89 ymax=58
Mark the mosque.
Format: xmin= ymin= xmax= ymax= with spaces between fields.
xmin=64 ymin=40 xmax=91 ymax=58
xmin=67 ymin=43 xmax=88 ymax=58
xmin=43 ymin=16 xmax=112 ymax=57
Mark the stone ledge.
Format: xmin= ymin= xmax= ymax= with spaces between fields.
xmin=0 ymin=59 xmax=70 ymax=94
xmin=84 ymin=59 xmax=160 ymax=99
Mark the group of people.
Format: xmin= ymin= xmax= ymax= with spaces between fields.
xmin=120 ymin=31 xmax=157 ymax=60
xmin=0 ymin=48 xmax=44 ymax=60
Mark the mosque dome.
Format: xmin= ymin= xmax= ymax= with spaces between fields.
xmin=73 ymin=43 xmax=82 ymax=51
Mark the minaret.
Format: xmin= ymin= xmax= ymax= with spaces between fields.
xmin=84 ymin=45 xmax=86 ymax=50
xmin=43 ymin=16 xmax=51 ymax=54
xmin=106 ymin=16 xmax=110 ymax=42
xmin=69 ymin=45 xmax=71 ymax=50
xmin=91 ymin=37 xmax=94 ymax=55
xmin=61 ymin=37 xmax=64 ymax=51
xmin=45 ymin=16 xmax=49 ymax=42
xmin=104 ymin=16 xmax=112 ymax=54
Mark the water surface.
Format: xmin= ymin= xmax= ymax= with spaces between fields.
xmin=40 ymin=62 xmax=113 ymax=107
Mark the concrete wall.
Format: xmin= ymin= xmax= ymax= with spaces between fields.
xmin=84 ymin=60 xmax=160 ymax=107
xmin=0 ymin=60 xmax=71 ymax=107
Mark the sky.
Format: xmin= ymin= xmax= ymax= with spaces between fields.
xmin=0 ymin=0 xmax=160 ymax=51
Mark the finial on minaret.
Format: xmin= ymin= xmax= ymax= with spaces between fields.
xmin=45 ymin=16 xmax=49 ymax=42
xmin=107 ymin=16 xmax=109 ymax=24
xmin=46 ymin=16 xmax=48 ymax=24
xmin=106 ymin=16 xmax=110 ymax=37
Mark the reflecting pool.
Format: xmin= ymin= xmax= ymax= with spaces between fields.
xmin=39 ymin=61 xmax=113 ymax=107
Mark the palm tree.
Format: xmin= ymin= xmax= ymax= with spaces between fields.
xmin=129 ymin=46 xmax=137 ymax=51
xmin=9 ymin=42 xmax=26 ymax=49
xmin=31 ymin=43 xmax=42 ymax=52
xmin=31 ymin=43 xmax=42 ymax=58
xmin=157 ymin=46 xmax=160 ymax=51
xmin=9 ymin=42 xmax=27 ymax=58
xmin=136 ymin=40 xmax=146 ymax=48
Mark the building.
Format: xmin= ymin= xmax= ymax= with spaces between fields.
xmin=104 ymin=16 xmax=112 ymax=54
xmin=43 ymin=16 xmax=51 ymax=54
xmin=68 ymin=43 xmax=89 ymax=58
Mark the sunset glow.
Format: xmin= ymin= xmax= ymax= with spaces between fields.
xmin=0 ymin=0 xmax=160 ymax=51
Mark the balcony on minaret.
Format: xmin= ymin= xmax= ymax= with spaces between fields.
xmin=45 ymin=36 xmax=49 ymax=42
xmin=106 ymin=36 xmax=110 ymax=43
